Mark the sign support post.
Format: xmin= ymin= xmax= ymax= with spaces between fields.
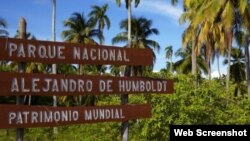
xmin=122 ymin=0 xmax=132 ymax=139
xmin=51 ymin=0 xmax=58 ymax=134
xmin=16 ymin=17 xmax=26 ymax=141
xmin=121 ymin=66 xmax=131 ymax=141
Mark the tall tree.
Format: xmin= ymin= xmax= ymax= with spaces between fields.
xmin=224 ymin=47 xmax=246 ymax=96
xmin=88 ymin=4 xmax=110 ymax=74
xmin=180 ymin=0 xmax=250 ymax=93
xmin=88 ymin=3 xmax=110 ymax=44
xmin=0 ymin=17 xmax=8 ymax=37
xmin=165 ymin=45 xmax=173 ymax=72
xmin=174 ymin=44 xmax=207 ymax=75
xmin=112 ymin=17 xmax=160 ymax=75
xmin=245 ymin=33 xmax=250 ymax=99
xmin=237 ymin=1 xmax=250 ymax=99
xmin=190 ymin=0 xmax=249 ymax=90
xmin=116 ymin=0 xmax=140 ymax=47
xmin=115 ymin=1 xmax=140 ymax=140
xmin=51 ymin=0 xmax=57 ymax=134
xmin=62 ymin=12 xmax=101 ymax=44
xmin=179 ymin=0 xmax=205 ymax=76
xmin=62 ymin=12 xmax=102 ymax=106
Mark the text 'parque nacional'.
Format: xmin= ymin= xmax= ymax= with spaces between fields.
xmin=0 ymin=72 xmax=174 ymax=95
xmin=0 ymin=37 xmax=153 ymax=66
xmin=0 ymin=104 xmax=151 ymax=129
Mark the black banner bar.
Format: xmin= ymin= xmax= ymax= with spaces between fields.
xmin=170 ymin=125 xmax=250 ymax=141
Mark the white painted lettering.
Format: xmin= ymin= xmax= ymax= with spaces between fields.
xmin=90 ymin=48 xmax=96 ymax=60
xmin=16 ymin=112 xmax=23 ymax=124
xmin=8 ymin=42 xmax=17 ymax=57
xmin=123 ymin=50 xmax=130 ymax=62
xmin=17 ymin=44 xmax=25 ymax=57
xmin=38 ymin=45 xmax=48 ymax=58
xmin=57 ymin=46 xmax=65 ymax=59
xmin=31 ymin=112 xmax=38 ymax=123
xmin=73 ymin=47 xmax=80 ymax=60
xmin=32 ymin=78 xmax=40 ymax=92
xmin=21 ymin=78 xmax=30 ymax=92
xmin=51 ymin=79 xmax=59 ymax=92
xmin=43 ymin=78 xmax=52 ymax=92
xmin=82 ymin=48 xmax=88 ymax=60
xmin=8 ymin=112 xmax=16 ymax=124
xmin=28 ymin=44 xmax=36 ymax=58
xmin=85 ymin=110 xmax=92 ymax=120
xmin=11 ymin=78 xmax=19 ymax=92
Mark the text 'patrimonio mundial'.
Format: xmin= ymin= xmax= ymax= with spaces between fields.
xmin=0 ymin=104 xmax=151 ymax=128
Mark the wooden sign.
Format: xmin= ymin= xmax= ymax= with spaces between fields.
xmin=0 ymin=37 xmax=153 ymax=66
xmin=0 ymin=72 xmax=174 ymax=96
xmin=0 ymin=104 xmax=151 ymax=129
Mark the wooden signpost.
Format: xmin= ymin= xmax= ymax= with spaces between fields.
xmin=0 ymin=104 xmax=151 ymax=129
xmin=0 ymin=37 xmax=174 ymax=140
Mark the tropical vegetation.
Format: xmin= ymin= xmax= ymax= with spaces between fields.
xmin=0 ymin=0 xmax=250 ymax=141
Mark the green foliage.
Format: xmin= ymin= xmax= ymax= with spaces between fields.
xmin=140 ymin=74 xmax=250 ymax=140
xmin=1 ymin=74 xmax=248 ymax=141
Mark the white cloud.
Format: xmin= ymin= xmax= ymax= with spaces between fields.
xmin=211 ymin=70 xmax=227 ymax=78
xmin=211 ymin=71 xmax=220 ymax=78
xmin=105 ymin=0 xmax=183 ymax=21
xmin=137 ymin=1 xmax=183 ymax=20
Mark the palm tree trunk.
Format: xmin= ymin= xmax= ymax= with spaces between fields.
xmin=52 ymin=0 xmax=57 ymax=106
xmin=207 ymin=44 xmax=212 ymax=80
xmin=208 ymin=62 xmax=211 ymax=80
xmin=170 ymin=57 xmax=173 ymax=73
xmin=79 ymin=64 xmax=83 ymax=105
xmin=121 ymin=0 xmax=131 ymax=141
xmin=244 ymin=34 xmax=250 ymax=99
xmin=217 ymin=54 xmax=221 ymax=78
xmin=52 ymin=0 xmax=58 ymax=134
xmin=226 ymin=32 xmax=233 ymax=92
xmin=127 ymin=0 xmax=132 ymax=47
xmin=191 ymin=42 xmax=197 ymax=75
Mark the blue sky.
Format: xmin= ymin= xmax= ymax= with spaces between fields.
xmin=2 ymin=0 xmax=221 ymax=73
xmin=0 ymin=0 xmax=187 ymax=72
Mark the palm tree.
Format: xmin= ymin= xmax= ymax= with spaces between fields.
xmin=112 ymin=17 xmax=160 ymax=75
xmin=237 ymin=2 xmax=250 ymax=99
xmin=116 ymin=0 xmax=140 ymax=47
xmin=115 ymin=2 xmax=140 ymax=140
xmin=62 ymin=12 xmax=101 ymax=44
xmin=179 ymin=0 xmax=207 ymax=78
xmin=88 ymin=4 xmax=110 ymax=74
xmin=62 ymin=12 xmax=102 ymax=106
xmin=165 ymin=45 xmax=173 ymax=72
xmin=192 ymin=0 xmax=249 ymax=90
xmin=51 ymin=0 xmax=57 ymax=134
xmin=88 ymin=3 xmax=110 ymax=44
xmin=174 ymin=44 xmax=207 ymax=75
xmin=0 ymin=18 xmax=8 ymax=66
xmin=51 ymin=0 xmax=57 ymax=79
xmin=245 ymin=33 xmax=250 ymax=99
xmin=180 ymin=0 xmax=250 ymax=92
xmin=62 ymin=12 xmax=102 ymax=73
xmin=0 ymin=17 xmax=8 ymax=37
xmin=224 ymin=47 xmax=246 ymax=96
